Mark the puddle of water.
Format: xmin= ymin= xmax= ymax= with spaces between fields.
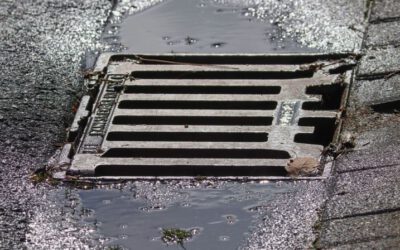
xmin=79 ymin=182 xmax=291 ymax=249
xmin=80 ymin=1 xmax=315 ymax=248
xmin=113 ymin=0 xmax=315 ymax=53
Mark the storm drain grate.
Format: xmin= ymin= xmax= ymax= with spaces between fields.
xmin=62 ymin=54 xmax=354 ymax=179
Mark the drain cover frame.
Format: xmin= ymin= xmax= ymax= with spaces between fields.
xmin=60 ymin=53 xmax=355 ymax=180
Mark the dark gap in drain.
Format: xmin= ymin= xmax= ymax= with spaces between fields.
xmin=106 ymin=132 xmax=268 ymax=142
xmin=112 ymin=54 xmax=349 ymax=65
xmin=294 ymin=117 xmax=336 ymax=146
xmin=102 ymin=148 xmax=291 ymax=159
xmin=124 ymin=85 xmax=281 ymax=94
xmin=302 ymin=84 xmax=345 ymax=110
xmin=130 ymin=71 xmax=313 ymax=79
xmin=95 ymin=165 xmax=288 ymax=177
xmin=118 ymin=100 xmax=277 ymax=110
xmin=371 ymin=100 xmax=400 ymax=113
xmin=113 ymin=116 xmax=273 ymax=126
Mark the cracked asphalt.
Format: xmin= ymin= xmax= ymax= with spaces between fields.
xmin=1 ymin=0 xmax=399 ymax=249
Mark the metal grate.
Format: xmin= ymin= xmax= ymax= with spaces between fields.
xmin=64 ymin=54 xmax=354 ymax=179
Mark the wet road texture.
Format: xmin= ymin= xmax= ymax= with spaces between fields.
xmin=0 ymin=0 xmax=366 ymax=249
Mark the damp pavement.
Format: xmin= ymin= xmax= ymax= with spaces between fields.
xmin=0 ymin=0 xmax=399 ymax=249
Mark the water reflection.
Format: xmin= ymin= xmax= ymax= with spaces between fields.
xmin=79 ymin=181 xmax=291 ymax=249
xmin=114 ymin=0 xmax=313 ymax=53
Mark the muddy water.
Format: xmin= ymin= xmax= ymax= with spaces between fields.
xmin=116 ymin=0 xmax=314 ymax=53
xmin=79 ymin=182 xmax=291 ymax=249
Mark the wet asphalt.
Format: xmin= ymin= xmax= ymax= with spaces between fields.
xmin=0 ymin=0 xmax=374 ymax=249
xmin=0 ymin=0 xmax=112 ymax=248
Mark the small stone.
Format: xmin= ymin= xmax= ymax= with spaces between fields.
xmin=184 ymin=36 xmax=198 ymax=45
xmin=112 ymin=11 xmax=122 ymax=17
xmin=285 ymin=157 xmax=320 ymax=177
xmin=340 ymin=132 xmax=356 ymax=148
xmin=211 ymin=42 xmax=226 ymax=48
